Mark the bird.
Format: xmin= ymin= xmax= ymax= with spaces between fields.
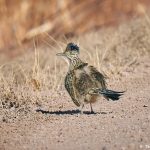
xmin=56 ymin=42 xmax=124 ymax=114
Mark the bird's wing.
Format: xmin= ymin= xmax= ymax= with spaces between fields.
xmin=74 ymin=70 xmax=94 ymax=96
xmin=65 ymin=71 xmax=81 ymax=107
xmin=87 ymin=66 xmax=107 ymax=89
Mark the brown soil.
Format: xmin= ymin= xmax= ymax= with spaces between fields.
xmin=0 ymin=17 xmax=150 ymax=150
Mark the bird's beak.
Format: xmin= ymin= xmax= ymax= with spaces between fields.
xmin=56 ymin=52 xmax=66 ymax=56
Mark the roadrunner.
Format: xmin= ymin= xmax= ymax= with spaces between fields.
xmin=57 ymin=43 xmax=124 ymax=113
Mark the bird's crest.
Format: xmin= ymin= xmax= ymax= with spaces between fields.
xmin=65 ymin=43 xmax=79 ymax=53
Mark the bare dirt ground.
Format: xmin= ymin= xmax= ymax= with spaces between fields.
xmin=0 ymin=17 xmax=150 ymax=150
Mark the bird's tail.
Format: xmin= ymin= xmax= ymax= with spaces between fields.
xmin=99 ymin=89 xmax=125 ymax=101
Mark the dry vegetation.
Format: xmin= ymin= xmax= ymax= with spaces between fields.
xmin=0 ymin=16 xmax=150 ymax=123
xmin=0 ymin=0 xmax=150 ymax=51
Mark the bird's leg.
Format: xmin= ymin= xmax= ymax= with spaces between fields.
xmin=90 ymin=103 xmax=94 ymax=114
xmin=80 ymin=103 xmax=84 ymax=114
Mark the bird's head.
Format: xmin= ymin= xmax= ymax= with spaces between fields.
xmin=56 ymin=43 xmax=79 ymax=60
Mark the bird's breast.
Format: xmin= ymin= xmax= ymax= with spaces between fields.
xmin=74 ymin=69 xmax=84 ymax=78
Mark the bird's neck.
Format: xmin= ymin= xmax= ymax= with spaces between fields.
xmin=69 ymin=56 xmax=87 ymax=71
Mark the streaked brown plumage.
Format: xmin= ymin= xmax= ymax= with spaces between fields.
xmin=57 ymin=43 xmax=124 ymax=113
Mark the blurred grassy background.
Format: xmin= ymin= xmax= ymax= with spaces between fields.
xmin=0 ymin=0 xmax=150 ymax=56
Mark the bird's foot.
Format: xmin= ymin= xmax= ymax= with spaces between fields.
xmin=80 ymin=110 xmax=84 ymax=114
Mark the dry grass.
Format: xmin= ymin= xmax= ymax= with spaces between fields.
xmin=0 ymin=0 xmax=149 ymax=50
xmin=0 ymin=16 xmax=150 ymax=122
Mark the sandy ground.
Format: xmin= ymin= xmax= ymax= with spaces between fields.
xmin=0 ymin=55 xmax=150 ymax=150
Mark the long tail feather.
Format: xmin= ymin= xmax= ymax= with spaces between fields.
xmin=99 ymin=89 xmax=125 ymax=101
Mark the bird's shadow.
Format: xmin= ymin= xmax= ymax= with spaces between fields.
xmin=36 ymin=109 xmax=111 ymax=115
